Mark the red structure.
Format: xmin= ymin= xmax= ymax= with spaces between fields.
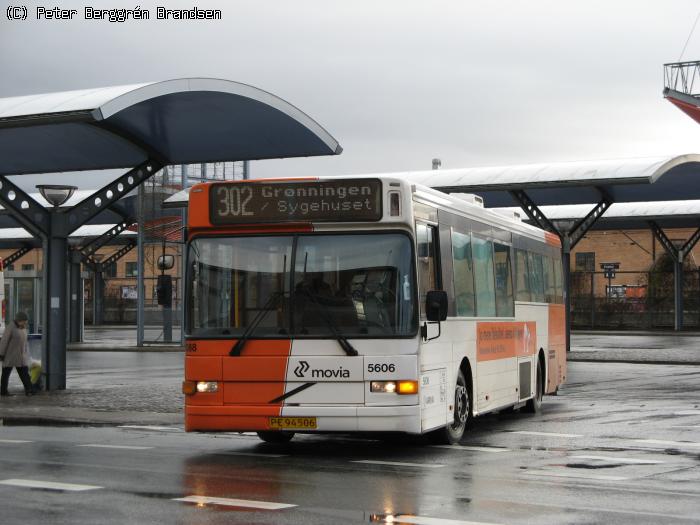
xmin=664 ymin=60 xmax=700 ymax=124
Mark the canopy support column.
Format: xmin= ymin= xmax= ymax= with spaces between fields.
xmin=650 ymin=222 xmax=700 ymax=331
xmin=509 ymin=189 xmax=612 ymax=352
xmin=45 ymin=234 xmax=68 ymax=390
xmin=68 ymin=251 xmax=83 ymax=343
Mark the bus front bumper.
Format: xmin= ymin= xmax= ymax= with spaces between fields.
xmin=185 ymin=404 xmax=422 ymax=434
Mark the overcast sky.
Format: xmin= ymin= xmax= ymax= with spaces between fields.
xmin=2 ymin=0 xmax=700 ymax=191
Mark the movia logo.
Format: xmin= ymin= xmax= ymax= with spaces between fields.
xmin=293 ymin=360 xmax=351 ymax=379
xmin=294 ymin=361 xmax=310 ymax=378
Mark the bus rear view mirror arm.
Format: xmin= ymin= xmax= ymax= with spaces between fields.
xmin=423 ymin=290 xmax=448 ymax=341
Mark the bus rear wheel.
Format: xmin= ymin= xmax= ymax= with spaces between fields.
xmin=257 ymin=431 xmax=295 ymax=443
xmin=524 ymin=360 xmax=543 ymax=414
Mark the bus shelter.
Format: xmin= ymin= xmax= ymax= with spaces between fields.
xmin=492 ymin=200 xmax=700 ymax=331
xmin=385 ymin=154 xmax=700 ymax=348
xmin=0 ymin=78 xmax=342 ymax=389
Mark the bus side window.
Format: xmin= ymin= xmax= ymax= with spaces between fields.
xmin=494 ymin=243 xmax=514 ymax=316
xmin=544 ymin=256 xmax=556 ymax=303
xmin=416 ymin=223 xmax=439 ymax=318
xmin=472 ymin=236 xmax=496 ymax=317
xmin=553 ymin=257 xmax=564 ymax=304
xmin=528 ymin=252 xmax=546 ymax=303
xmin=452 ymin=230 xmax=475 ymax=316
xmin=514 ymin=249 xmax=530 ymax=301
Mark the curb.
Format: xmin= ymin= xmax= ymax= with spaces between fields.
xmin=67 ymin=347 xmax=184 ymax=352
xmin=568 ymin=357 xmax=700 ymax=366
xmin=1 ymin=416 xmax=117 ymax=427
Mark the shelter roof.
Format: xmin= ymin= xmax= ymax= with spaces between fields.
xmin=494 ymin=200 xmax=700 ymax=230
xmin=0 ymin=78 xmax=341 ymax=176
xmin=387 ymin=154 xmax=700 ymax=207
xmin=0 ymin=223 xmax=135 ymax=249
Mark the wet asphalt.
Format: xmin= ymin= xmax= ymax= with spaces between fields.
xmin=1 ymin=360 xmax=700 ymax=524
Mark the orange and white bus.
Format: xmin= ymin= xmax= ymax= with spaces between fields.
xmin=182 ymin=177 xmax=566 ymax=443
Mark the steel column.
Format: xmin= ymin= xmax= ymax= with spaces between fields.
xmin=69 ymin=258 xmax=82 ymax=342
xmin=674 ymin=257 xmax=684 ymax=331
xmin=45 ymin=234 xmax=68 ymax=390
xmin=137 ymin=185 xmax=145 ymax=346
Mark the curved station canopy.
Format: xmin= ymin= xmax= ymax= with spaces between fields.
xmin=0 ymin=78 xmax=342 ymax=390
xmin=382 ymin=154 xmax=700 ymax=207
xmin=0 ymin=78 xmax=341 ymax=176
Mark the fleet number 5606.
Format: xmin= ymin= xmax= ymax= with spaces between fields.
xmin=367 ymin=363 xmax=395 ymax=373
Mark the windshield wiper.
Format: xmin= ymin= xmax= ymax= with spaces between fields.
xmin=296 ymin=289 xmax=358 ymax=357
xmin=230 ymin=291 xmax=284 ymax=356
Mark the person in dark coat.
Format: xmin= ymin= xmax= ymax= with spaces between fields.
xmin=0 ymin=312 xmax=34 ymax=396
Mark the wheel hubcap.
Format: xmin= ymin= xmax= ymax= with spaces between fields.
xmin=454 ymin=385 xmax=468 ymax=425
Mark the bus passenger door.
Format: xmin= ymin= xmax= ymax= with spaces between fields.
xmin=416 ymin=222 xmax=450 ymax=431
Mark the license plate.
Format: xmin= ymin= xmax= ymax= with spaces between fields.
xmin=268 ymin=417 xmax=317 ymax=430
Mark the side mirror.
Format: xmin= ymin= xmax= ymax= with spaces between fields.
xmin=425 ymin=290 xmax=448 ymax=322
xmin=157 ymin=255 xmax=175 ymax=270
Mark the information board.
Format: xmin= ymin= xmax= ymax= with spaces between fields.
xmin=209 ymin=179 xmax=383 ymax=224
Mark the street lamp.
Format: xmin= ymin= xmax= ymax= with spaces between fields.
xmin=36 ymin=185 xmax=77 ymax=208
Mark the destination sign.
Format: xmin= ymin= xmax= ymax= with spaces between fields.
xmin=209 ymin=179 xmax=383 ymax=224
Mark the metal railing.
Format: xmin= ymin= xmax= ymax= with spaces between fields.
xmin=664 ymin=60 xmax=700 ymax=98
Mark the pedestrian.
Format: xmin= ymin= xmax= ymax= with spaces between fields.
xmin=0 ymin=312 xmax=34 ymax=396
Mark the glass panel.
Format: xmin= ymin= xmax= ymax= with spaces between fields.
xmin=186 ymin=234 xmax=416 ymax=338
xmin=15 ymin=278 xmax=35 ymax=332
xmin=187 ymin=236 xmax=292 ymax=337
xmin=514 ymin=249 xmax=530 ymax=302
xmin=416 ymin=223 xmax=437 ymax=318
xmin=451 ymin=231 xmax=475 ymax=316
xmin=544 ymin=256 xmax=556 ymax=303
xmin=472 ymin=237 xmax=496 ymax=316
xmin=528 ymin=252 xmax=546 ymax=302
xmin=494 ymin=244 xmax=514 ymax=316
xmin=553 ymin=257 xmax=563 ymax=304
xmin=294 ymin=234 xmax=415 ymax=336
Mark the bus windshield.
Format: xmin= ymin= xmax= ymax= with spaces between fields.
xmin=187 ymin=233 xmax=417 ymax=338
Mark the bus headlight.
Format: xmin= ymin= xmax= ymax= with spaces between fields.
xmin=196 ymin=381 xmax=219 ymax=393
xmin=371 ymin=380 xmax=418 ymax=394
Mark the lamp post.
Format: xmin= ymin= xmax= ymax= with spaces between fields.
xmin=36 ymin=184 xmax=77 ymax=390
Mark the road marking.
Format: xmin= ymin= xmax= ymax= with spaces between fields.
xmin=220 ymin=451 xmax=288 ymax=458
xmin=673 ymin=410 xmax=700 ymax=416
xmin=118 ymin=425 xmax=182 ymax=432
xmin=0 ymin=439 xmax=32 ymax=444
xmin=352 ymin=460 xmax=445 ymax=468
xmin=174 ymin=495 xmax=296 ymax=510
xmin=0 ymin=479 xmax=103 ymax=491
xmin=509 ymin=431 xmax=582 ymax=438
xmin=387 ymin=515 xmax=502 ymax=525
xmin=634 ymin=439 xmax=700 ymax=448
xmin=571 ymin=455 xmax=664 ymax=465
xmin=524 ymin=470 xmax=628 ymax=481
xmin=431 ymin=445 xmax=510 ymax=452
xmin=77 ymin=444 xmax=154 ymax=450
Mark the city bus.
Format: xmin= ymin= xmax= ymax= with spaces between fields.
xmin=182 ymin=176 xmax=566 ymax=444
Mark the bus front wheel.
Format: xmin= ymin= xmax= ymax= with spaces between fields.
xmin=257 ymin=431 xmax=295 ymax=443
xmin=439 ymin=369 xmax=471 ymax=445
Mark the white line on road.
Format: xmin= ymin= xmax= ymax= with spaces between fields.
xmin=174 ymin=495 xmax=296 ymax=510
xmin=509 ymin=431 xmax=582 ymax=438
xmin=77 ymin=444 xmax=154 ymax=450
xmin=634 ymin=439 xmax=700 ymax=448
xmin=389 ymin=515 xmax=503 ymax=525
xmin=118 ymin=425 xmax=182 ymax=432
xmin=571 ymin=455 xmax=664 ymax=465
xmin=0 ymin=439 xmax=32 ymax=444
xmin=352 ymin=460 xmax=445 ymax=468
xmin=0 ymin=479 xmax=103 ymax=491
xmin=673 ymin=410 xmax=700 ymax=416
xmin=524 ymin=470 xmax=629 ymax=481
xmin=431 ymin=445 xmax=510 ymax=452
xmin=220 ymin=451 xmax=288 ymax=458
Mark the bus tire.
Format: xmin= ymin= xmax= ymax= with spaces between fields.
xmin=524 ymin=359 xmax=543 ymax=414
xmin=257 ymin=431 xmax=295 ymax=443
xmin=427 ymin=369 xmax=471 ymax=445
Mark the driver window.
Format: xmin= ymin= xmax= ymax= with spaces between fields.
xmin=416 ymin=223 xmax=438 ymax=318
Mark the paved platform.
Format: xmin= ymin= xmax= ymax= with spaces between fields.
xmin=3 ymin=333 xmax=699 ymax=428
